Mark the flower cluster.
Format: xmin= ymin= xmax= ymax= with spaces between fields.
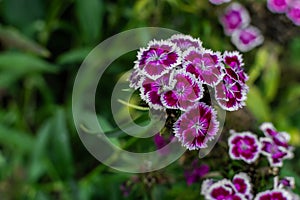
xmin=219 ymin=3 xmax=264 ymax=52
xmin=267 ymin=0 xmax=300 ymax=26
xmin=129 ymin=34 xmax=249 ymax=150
xmin=228 ymin=122 xmax=294 ymax=167
xmin=201 ymin=173 xmax=299 ymax=200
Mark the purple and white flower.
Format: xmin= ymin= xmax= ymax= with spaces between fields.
xmin=223 ymin=51 xmax=248 ymax=84
xmin=260 ymin=137 xmax=294 ymax=167
xmin=228 ymin=131 xmax=261 ymax=164
xmin=220 ymin=3 xmax=250 ymax=36
xmin=128 ymin=68 xmax=144 ymax=89
xmin=161 ymin=71 xmax=203 ymax=111
xmin=135 ymin=40 xmax=181 ymax=79
xmin=254 ymin=189 xmax=293 ymax=200
xmin=206 ymin=179 xmax=246 ymax=200
xmin=174 ymin=102 xmax=219 ymax=150
xmin=232 ymin=173 xmax=253 ymax=200
xmin=267 ymin=0 xmax=290 ymax=13
xmin=201 ymin=179 xmax=215 ymax=196
xmin=260 ymin=122 xmax=290 ymax=149
xmin=287 ymin=1 xmax=300 ymax=26
xmin=169 ymin=34 xmax=203 ymax=52
xmin=209 ymin=0 xmax=231 ymax=5
xmin=140 ymin=73 xmax=175 ymax=110
xmin=184 ymin=48 xmax=224 ymax=86
xmin=231 ymin=26 xmax=264 ymax=52
xmin=274 ymin=176 xmax=295 ymax=190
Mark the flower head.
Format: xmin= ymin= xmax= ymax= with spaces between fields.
xmin=185 ymin=159 xmax=210 ymax=186
xmin=128 ymin=68 xmax=144 ymax=89
xmin=231 ymin=26 xmax=264 ymax=52
xmin=220 ymin=3 xmax=250 ymax=36
xmin=174 ymin=102 xmax=219 ymax=150
xmin=233 ymin=173 xmax=253 ymax=199
xmin=267 ymin=0 xmax=290 ymax=13
xmin=223 ymin=51 xmax=248 ymax=84
xmin=260 ymin=137 xmax=294 ymax=167
xmin=154 ymin=133 xmax=175 ymax=155
xmin=161 ymin=71 xmax=203 ymax=111
xmin=184 ymin=48 xmax=225 ymax=86
xmin=135 ymin=40 xmax=181 ymax=79
xmin=169 ymin=34 xmax=203 ymax=52
xmin=228 ymin=131 xmax=261 ymax=164
xmin=274 ymin=176 xmax=295 ymax=190
xmin=254 ymin=189 xmax=293 ymax=200
xmin=287 ymin=1 xmax=300 ymax=26
xmin=260 ymin=122 xmax=290 ymax=149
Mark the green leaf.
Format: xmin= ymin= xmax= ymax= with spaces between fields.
xmin=248 ymin=48 xmax=268 ymax=85
xmin=246 ymin=85 xmax=271 ymax=122
xmin=75 ymin=0 xmax=103 ymax=44
xmin=56 ymin=48 xmax=92 ymax=65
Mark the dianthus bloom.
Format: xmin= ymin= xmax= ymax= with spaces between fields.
xmin=259 ymin=122 xmax=294 ymax=167
xmin=135 ymin=40 xmax=181 ymax=79
xmin=169 ymin=34 xmax=202 ymax=52
xmin=267 ymin=0 xmax=290 ymax=13
xmin=231 ymin=26 xmax=264 ymax=52
xmin=209 ymin=0 xmax=231 ymax=5
xmin=220 ymin=3 xmax=250 ymax=36
xmin=254 ymin=189 xmax=292 ymax=200
xmin=174 ymin=102 xmax=219 ymax=150
xmin=286 ymin=1 xmax=300 ymax=26
xmin=228 ymin=131 xmax=261 ymax=164
xmin=274 ymin=176 xmax=295 ymax=190
xmin=215 ymin=51 xmax=248 ymax=111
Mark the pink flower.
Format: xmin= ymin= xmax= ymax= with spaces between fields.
xmin=174 ymin=102 xmax=219 ymax=150
xmin=128 ymin=68 xmax=144 ymax=89
xmin=169 ymin=34 xmax=203 ymax=52
xmin=184 ymin=48 xmax=225 ymax=86
xmin=135 ymin=40 xmax=181 ymax=79
xmin=161 ymin=71 xmax=203 ymax=111
xmin=233 ymin=173 xmax=253 ymax=200
xmin=209 ymin=0 xmax=231 ymax=5
xmin=267 ymin=0 xmax=290 ymax=13
xmin=220 ymin=3 xmax=250 ymax=36
xmin=274 ymin=176 xmax=295 ymax=190
xmin=228 ymin=131 xmax=261 ymax=164
xmin=231 ymin=26 xmax=264 ymax=52
xmin=254 ymin=189 xmax=293 ymax=200
xmin=260 ymin=122 xmax=290 ymax=149
xmin=287 ymin=1 xmax=300 ymax=26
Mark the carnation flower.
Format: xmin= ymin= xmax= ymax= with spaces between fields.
xmin=254 ymin=189 xmax=293 ymax=200
xmin=209 ymin=0 xmax=231 ymax=5
xmin=128 ymin=68 xmax=144 ymax=89
xmin=274 ymin=176 xmax=295 ymax=190
xmin=184 ymin=48 xmax=224 ymax=86
xmin=206 ymin=179 xmax=246 ymax=200
xmin=140 ymin=73 xmax=175 ymax=110
xmin=201 ymin=179 xmax=215 ymax=196
xmin=267 ymin=0 xmax=290 ymax=13
xmin=161 ymin=71 xmax=203 ymax=111
xmin=287 ymin=1 xmax=300 ymax=26
xmin=231 ymin=26 xmax=264 ymax=52
xmin=220 ymin=3 xmax=250 ymax=36
xmin=232 ymin=173 xmax=253 ymax=199
xmin=169 ymin=34 xmax=203 ymax=52
xmin=260 ymin=137 xmax=294 ymax=167
xmin=228 ymin=131 xmax=261 ymax=164
xmin=260 ymin=122 xmax=290 ymax=149
xmin=135 ymin=40 xmax=181 ymax=79
xmin=174 ymin=102 xmax=219 ymax=150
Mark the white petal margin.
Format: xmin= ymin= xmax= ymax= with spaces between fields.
xmin=254 ymin=189 xmax=293 ymax=200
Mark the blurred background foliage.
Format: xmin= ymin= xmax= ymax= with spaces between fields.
xmin=0 ymin=0 xmax=300 ymax=199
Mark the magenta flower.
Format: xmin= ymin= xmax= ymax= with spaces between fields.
xmin=201 ymin=179 xmax=215 ymax=196
xmin=161 ymin=71 xmax=203 ymax=111
xmin=174 ymin=102 xmax=219 ymax=150
xmin=223 ymin=51 xmax=248 ymax=84
xmin=184 ymin=159 xmax=210 ymax=186
xmin=214 ymin=68 xmax=248 ymax=111
xmin=287 ymin=1 xmax=300 ymax=26
xmin=254 ymin=189 xmax=293 ymax=200
xmin=206 ymin=179 xmax=246 ymax=200
xmin=220 ymin=3 xmax=250 ymax=36
xmin=153 ymin=133 xmax=175 ymax=155
xmin=140 ymin=73 xmax=175 ymax=110
xmin=267 ymin=0 xmax=290 ymax=13
xmin=233 ymin=173 xmax=253 ymax=200
xmin=274 ymin=176 xmax=295 ymax=190
xmin=128 ymin=68 xmax=144 ymax=89
xmin=169 ymin=34 xmax=203 ymax=52
xmin=260 ymin=122 xmax=290 ymax=149
xmin=209 ymin=0 xmax=231 ymax=5
xmin=228 ymin=131 xmax=261 ymax=164
xmin=135 ymin=40 xmax=181 ymax=79
xmin=184 ymin=48 xmax=225 ymax=86
xmin=260 ymin=137 xmax=293 ymax=167
xmin=231 ymin=26 xmax=264 ymax=52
